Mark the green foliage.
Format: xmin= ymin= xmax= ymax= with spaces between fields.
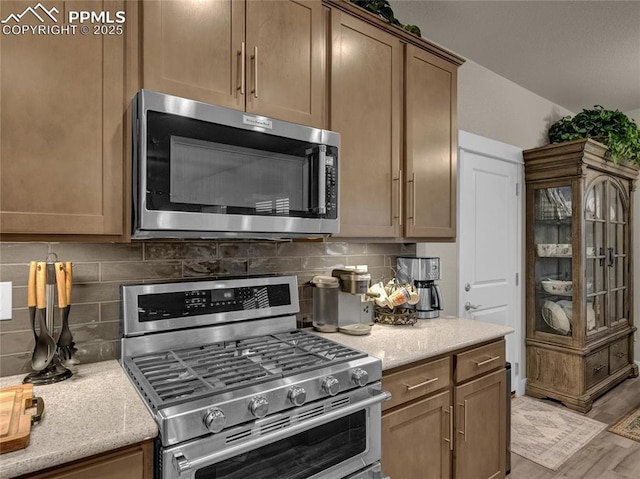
xmin=548 ymin=106 xmax=640 ymax=165
xmin=349 ymin=0 xmax=422 ymax=37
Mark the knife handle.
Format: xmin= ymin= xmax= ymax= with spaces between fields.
xmin=64 ymin=262 xmax=73 ymax=305
xmin=55 ymin=262 xmax=67 ymax=308
xmin=28 ymin=261 xmax=37 ymax=308
xmin=36 ymin=262 xmax=46 ymax=309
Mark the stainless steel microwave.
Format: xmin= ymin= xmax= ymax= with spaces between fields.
xmin=131 ymin=90 xmax=339 ymax=239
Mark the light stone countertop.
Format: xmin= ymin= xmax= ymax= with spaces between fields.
xmin=311 ymin=317 xmax=514 ymax=370
xmin=0 ymin=318 xmax=511 ymax=477
xmin=0 ymin=360 xmax=158 ymax=479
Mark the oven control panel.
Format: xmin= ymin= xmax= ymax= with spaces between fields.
xmin=137 ymin=284 xmax=291 ymax=322
xmin=121 ymin=275 xmax=299 ymax=336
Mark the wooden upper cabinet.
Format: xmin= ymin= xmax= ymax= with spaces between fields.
xmin=142 ymin=0 xmax=244 ymax=111
xmin=0 ymin=0 xmax=128 ymax=236
xmin=245 ymin=0 xmax=324 ymax=126
xmin=330 ymin=10 xmax=402 ymax=238
xmin=142 ymin=0 xmax=325 ymax=128
xmin=328 ymin=1 xmax=461 ymax=240
xmin=405 ymin=45 xmax=457 ymax=238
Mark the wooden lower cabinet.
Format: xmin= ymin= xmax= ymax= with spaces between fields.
xmin=382 ymin=390 xmax=452 ymax=479
xmin=381 ymin=340 xmax=507 ymax=479
xmin=18 ymin=440 xmax=154 ymax=479
xmin=454 ymin=369 xmax=507 ymax=479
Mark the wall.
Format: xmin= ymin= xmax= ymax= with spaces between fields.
xmin=0 ymin=241 xmax=415 ymax=377
xmin=622 ymin=109 xmax=640 ymax=364
xmin=417 ymin=59 xmax=575 ymax=386
xmin=631 ymin=109 xmax=640 ymax=365
xmin=432 ymin=59 xmax=640 ymax=369
xmin=418 ymin=59 xmax=573 ymax=320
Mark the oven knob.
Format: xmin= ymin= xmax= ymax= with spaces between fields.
xmin=351 ymin=368 xmax=369 ymax=387
xmin=249 ymin=396 xmax=269 ymax=418
xmin=203 ymin=408 xmax=226 ymax=433
xmin=322 ymin=376 xmax=340 ymax=396
xmin=288 ymin=386 xmax=307 ymax=406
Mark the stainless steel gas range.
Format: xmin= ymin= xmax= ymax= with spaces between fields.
xmin=120 ymin=275 xmax=389 ymax=479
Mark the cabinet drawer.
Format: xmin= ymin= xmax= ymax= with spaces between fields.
xmin=455 ymin=339 xmax=505 ymax=383
xmin=586 ymin=348 xmax=608 ymax=388
xmin=609 ymin=337 xmax=630 ymax=373
xmin=382 ymin=357 xmax=451 ymax=411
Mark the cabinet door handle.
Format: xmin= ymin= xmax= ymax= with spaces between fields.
xmin=408 ymin=172 xmax=416 ymax=225
xmin=443 ymin=405 xmax=453 ymax=451
xmin=238 ymin=42 xmax=245 ymax=95
xmin=457 ymin=400 xmax=467 ymax=442
xmin=393 ymin=170 xmax=402 ymax=226
xmin=251 ymin=46 xmax=259 ymax=98
xmin=608 ymin=247 xmax=615 ymax=267
xmin=594 ymin=364 xmax=606 ymax=372
xmin=615 ymin=352 xmax=625 ymax=359
xmin=405 ymin=377 xmax=438 ymax=391
xmin=474 ymin=356 xmax=500 ymax=367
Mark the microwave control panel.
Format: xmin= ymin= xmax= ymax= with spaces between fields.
xmin=325 ymin=156 xmax=338 ymax=218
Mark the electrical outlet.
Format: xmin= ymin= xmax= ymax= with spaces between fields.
xmin=0 ymin=282 xmax=12 ymax=320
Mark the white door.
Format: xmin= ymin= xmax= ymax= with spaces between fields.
xmin=458 ymin=131 xmax=523 ymax=394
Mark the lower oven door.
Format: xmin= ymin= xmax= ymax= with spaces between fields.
xmin=160 ymin=385 xmax=389 ymax=479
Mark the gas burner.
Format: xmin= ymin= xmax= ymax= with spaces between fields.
xmin=123 ymin=331 xmax=367 ymax=410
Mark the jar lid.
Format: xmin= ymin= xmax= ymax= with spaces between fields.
xmin=310 ymin=276 xmax=340 ymax=288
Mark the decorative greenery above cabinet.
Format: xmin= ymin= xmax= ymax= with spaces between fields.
xmin=548 ymin=106 xmax=640 ymax=166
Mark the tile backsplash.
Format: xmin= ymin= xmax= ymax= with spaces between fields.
xmin=0 ymin=240 xmax=415 ymax=377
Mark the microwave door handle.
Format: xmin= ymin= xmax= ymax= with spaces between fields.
xmin=317 ymin=145 xmax=326 ymax=214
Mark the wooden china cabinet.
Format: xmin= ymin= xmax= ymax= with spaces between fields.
xmin=523 ymin=139 xmax=639 ymax=412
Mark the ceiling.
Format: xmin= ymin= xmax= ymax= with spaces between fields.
xmin=389 ymin=0 xmax=640 ymax=115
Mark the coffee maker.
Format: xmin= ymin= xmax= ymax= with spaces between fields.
xmin=331 ymin=267 xmax=375 ymax=328
xmin=396 ymin=256 xmax=443 ymax=319
xmin=310 ymin=267 xmax=374 ymax=332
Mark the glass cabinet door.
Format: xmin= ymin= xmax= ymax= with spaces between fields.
xmin=585 ymin=178 xmax=629 ymax=334
xmin=534 ymin=185 xmax=573 ymax=337
xmin=585 ymin=182 xmax=605 ymax=333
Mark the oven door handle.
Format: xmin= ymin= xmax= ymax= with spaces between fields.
xmin=174 ymin=388 xmax=391 ymax=476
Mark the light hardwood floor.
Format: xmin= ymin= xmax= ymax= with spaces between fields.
xmin=509 ymin=375 xmax=640 ymax=478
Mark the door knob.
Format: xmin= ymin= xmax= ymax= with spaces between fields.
xmin=465 ymin=302 xmax=481 ymax=311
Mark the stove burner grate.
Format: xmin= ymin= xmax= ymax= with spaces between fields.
xmin=124 ymin=330 xmax=366 ymax=409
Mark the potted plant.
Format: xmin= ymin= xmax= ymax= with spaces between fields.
xmin=548 ymin=106 xmax=640 ymax=165
xmin=348 ymin=0 xmax=421 ymax=36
